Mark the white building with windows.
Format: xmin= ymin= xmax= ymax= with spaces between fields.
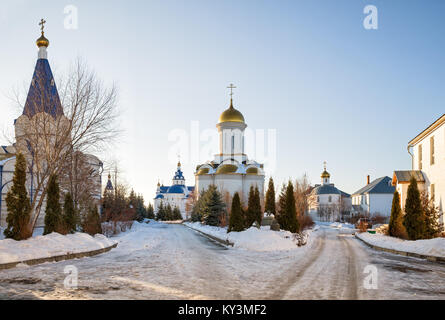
xmin=392 ymin=113 xmax=445 ymax=231
xmin=351 ymin=176 xmax=395 ymax=218
xmin=194 ymin=90 xmax=265 ymax=204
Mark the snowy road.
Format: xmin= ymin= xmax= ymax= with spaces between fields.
xmin=0 ymin=222 xmax=444 ymax=300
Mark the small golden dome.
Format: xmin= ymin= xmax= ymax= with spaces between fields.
xmin=36 ymin=32 xmax=49 ymax=48
xmin=321 ymin=170 xmax=330 ymax=178
xmin=218 ymin=99 xmax=245 ymax=124
xmin=216 ymin=164 xmax=238 ymax=174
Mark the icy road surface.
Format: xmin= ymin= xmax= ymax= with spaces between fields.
xmin=0 ymin=221 xmax=444 ymax=299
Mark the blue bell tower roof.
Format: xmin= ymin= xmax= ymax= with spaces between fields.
xmin=23 ymin=58 xmax=64 ymax=119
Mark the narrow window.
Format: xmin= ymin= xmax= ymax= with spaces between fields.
xmin=231 ymin=135 xmax=235 ymax=154
xmin=328 ymin=196 xmax=332 ymax=203
xmin=430 ymin=136 xmax=435 ymax=165
xmin=418 ymin=144 xmax=422 ymax=170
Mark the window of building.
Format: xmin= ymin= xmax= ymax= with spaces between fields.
xmin=328 ymin=196 xmax=332 ymax=203
xmin=430 ymin=136 xmax=435 ymax=165
xmin=231 ymin=135 xmax=235 ymax=154
xmin=431 ymin=184 xmax=435 ymax=203
xmin=418 ymin=144 xmax=422 ymax=170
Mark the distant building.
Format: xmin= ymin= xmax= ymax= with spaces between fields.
xmin=154 ymin=161 xmax=194 ymax=219
xmin=308 ymin=163 xmax=351 ymax=221
xmin=351 ymin=176 xmax=395 ymax=218
xmin=392 ymin=113 xmax=444 ymax=231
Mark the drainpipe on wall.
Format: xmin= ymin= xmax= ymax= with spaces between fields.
xmin=407 ymin=145 xmax=414 ymax=170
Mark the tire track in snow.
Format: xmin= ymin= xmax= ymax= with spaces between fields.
xmin=267 ymin=229 xmax=327 ymax=299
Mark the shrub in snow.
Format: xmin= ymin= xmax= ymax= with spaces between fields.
xmin=246 ymin=185 xmax=262 ymax=228
xmin=201 ymin=185 xmax=226 ymax=226
xmin=293 ymin=231 xmax=309 ymax=247
xmin=421 ymin=191 xmax=444 ymax=239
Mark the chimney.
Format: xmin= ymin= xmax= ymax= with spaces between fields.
xmin=367 ymin=175 xmax=370 ymax=185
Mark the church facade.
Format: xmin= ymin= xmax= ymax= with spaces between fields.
xmin=308 ymin=163 xmax=351 ymax=221
xmin=154 ymin=162 xmax=194 ymax=219
xmin=194 ymin=89 xmax=265 ymax=205
xmin=0 ymin=23 xmax=103 ymax=228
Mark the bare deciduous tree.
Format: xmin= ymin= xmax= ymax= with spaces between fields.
xmin=11 ymin=58 xmax=120 ymax=231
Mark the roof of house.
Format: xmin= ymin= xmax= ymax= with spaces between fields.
xmin=311 ymin=184 xmax=341 ymax=196
xmin=352 ymin=176 xmax=395 ymax=196
xmin=408 ymin=113 xmax=445 ymax=146
xmin=392 ymin=170 xmax=425 ymax=184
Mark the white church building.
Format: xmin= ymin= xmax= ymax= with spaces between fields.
xmin=194 ymin=87 xmax=265 ymax=205
xmin=308 ymin=163 xmax=351 ymax=221
xmin=154 ymin=161 xmax=194 ymax=219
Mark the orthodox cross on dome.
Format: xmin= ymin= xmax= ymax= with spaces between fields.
xmin=227 ymin=83 xmax=237 ymax=98
xmin=39 ymin=18 xmax=46 ymax=33
xmin=323 ymin=161 xmax=327 ymax=171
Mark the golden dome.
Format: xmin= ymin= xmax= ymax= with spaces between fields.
xmin=36 ymin=32 xmax=49 ymax=48
xmin=197 ymin=168 xmax=210 ymax=175
xmin=246 ymin=167 xmax=258 ymax=175
xmin=321 ymin=170 xmax=330 ymax=178
xmin=216 ymin=164 xmax=238 ymax=174
xmin=218 ymin=99 xmax=245 ymax=124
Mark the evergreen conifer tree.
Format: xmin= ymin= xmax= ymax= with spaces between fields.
xmin=254 ymin=186 xmax=262 ymax=226
xmin=421 ymin=192 xmax=444 ymax=239
xmin=277 ymin=181 xmax=299 ymax=233
xmin=173 ymin=206 xmax=183 ymax=220
xmin=403 ymin=177 xmax=426 ymax=240
xmin=245 ymin=185 xmax=256 ymax=228
xmin=165 ymin=204 xmax=173 ymax=221
xmin=83 ymin=205 xmax=102 ymax=235
xmin=63 ymin=192 xmax=77 ymax=233
xmin=202 ymin=185 xmax=226 ymax=226
xmin=4 ymin=153 xmax=31 ymax=240
xmin=264 ymin=177 xmax=276 ymax=216
xmin=228 ymin=192 xmax=245 ymax=232
xmin=147 ymin=203 xmax=155 ymax=219
xmin=156 ymin=202 xmax=165 ymax=221
xmin=43 ymin=174 xmax=63 ymax=235
xmin=388 ymin=191 xmax=406 ymax=238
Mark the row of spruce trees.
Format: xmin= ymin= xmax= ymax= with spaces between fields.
xmin=156 ymin=202 xmax=183 ymax=221
xmin=191 ymin=178 xmax=305 ymax=235
xmin=389 ymin=177 xmax=443 ymax=240
xmin=3 ymin=153 xmax=102 ymax=240
xmin=3 ymin=153 xmax=155 ymax=240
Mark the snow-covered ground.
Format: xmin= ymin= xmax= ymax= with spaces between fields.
xmin=357 ymin=232 xmax=445 ymax=258
xmin=184 ymin=222 xmax=314 ymax=251
xmin=0 ymin=221 xmax=444 ymax=300
xmin=0 ymin=232 xmax=116 ymax=265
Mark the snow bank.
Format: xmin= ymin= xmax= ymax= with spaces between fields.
xmin=184 ymin=222 xmax=314 ymax=252
xmin=357 ymin=232 xmax=445 ymax=258
xmin=0 ymin=232 xmax=116 ymax=265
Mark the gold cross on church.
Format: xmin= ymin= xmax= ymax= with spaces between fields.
xmin=227 ymin=83 xmax=237 ymax=98
xmin=39 ymin=18 xmax=46 ymax=32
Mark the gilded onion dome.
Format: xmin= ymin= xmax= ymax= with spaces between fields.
xmin=218 ymin=99 xmax=245 ymax=124
xmin=321 ymin=170 xmax=330 ymax=178
xmin=36 ymin=32 xmax=49 ymax=48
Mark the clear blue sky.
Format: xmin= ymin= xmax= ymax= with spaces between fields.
xmin=1 ymin=0 xmax=444 ymax=203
